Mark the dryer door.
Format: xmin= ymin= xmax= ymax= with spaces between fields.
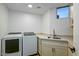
xmin=2 ymin=37 xmax=22 ymax=56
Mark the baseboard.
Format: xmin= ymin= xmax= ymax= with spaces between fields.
xmin=29 ymin=53 xmax=39 ymax=56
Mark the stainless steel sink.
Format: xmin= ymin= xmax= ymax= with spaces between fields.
xmin=53 ymin=36 xmax=61 ymax=39
xmin=48 ymin=36 xmax=61 ymax=39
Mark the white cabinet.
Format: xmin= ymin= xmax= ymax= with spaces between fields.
xmin=38 ymin=38 xmax=68 ymax=56
xmin=42 ymin=46 xmax=68 ymax=56
xmin=54 ymin=46 xmax=68 ymax=56
xmin=42 ymin=46 xmax=54 ymax=56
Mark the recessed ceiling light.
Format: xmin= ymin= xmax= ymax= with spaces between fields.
xmin=37 ymin=6 xmax=41 ymax=9
xmin=28 ymin=4 xmax=32 ymax=8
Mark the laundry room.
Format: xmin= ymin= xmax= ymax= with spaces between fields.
xmin=0 ymin=3 xmax=76 ymax=56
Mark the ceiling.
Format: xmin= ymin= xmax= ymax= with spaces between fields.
xmin=5 ymin=3 xmax=72 ymax=15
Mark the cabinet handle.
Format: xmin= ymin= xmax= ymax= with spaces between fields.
xmin=52 ymin=48 xmax=56 ymax=56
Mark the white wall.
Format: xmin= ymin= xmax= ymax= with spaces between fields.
xmin=73 ymin=3 xmax=79 ymax=55
xmin=42 ymin=10 xmax=51 ymax=34
xmin=8 ymin=10 xmax=42 ymax=33
xmin=0 ymin=4 xmax=8 ymax=56
xmin=50 ymin=8 xmax=72 ymax=35
xmin=0 ymin=4 xmax=8 ymax=37
xmin=42 ymin=7 xmax=73 ymax=36
xmin=8 ymin=6 xmax=73 ymax=36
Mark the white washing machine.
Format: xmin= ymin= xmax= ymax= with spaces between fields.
xmin=23 ymin=32 xmax=37 ymax=56
xmin=1 ymin=32 xmax=23 ymax=56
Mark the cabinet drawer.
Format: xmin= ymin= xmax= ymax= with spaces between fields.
xmin=42 ymin=39 xmax=68 ymax=47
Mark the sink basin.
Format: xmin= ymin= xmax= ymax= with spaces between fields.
xmin=53 ymin=37 xmax=61 ymax=39
xmin=48 ymin=36 xmax=61 ymax=39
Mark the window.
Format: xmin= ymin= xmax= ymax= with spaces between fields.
xmin=56 ymin=6 xmax=70 ymax=19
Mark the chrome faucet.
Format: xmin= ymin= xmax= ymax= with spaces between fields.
xmin=53 ymin=29 xmax=56 ymax=36
xmin=53 ymin=29 xmax=56 ymax=39
xmin=53 ymin=29 xmax=61 ymax=39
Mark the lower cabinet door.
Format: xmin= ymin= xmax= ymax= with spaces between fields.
xmin=42 ymin=46 xmax=54 ymax=56
xmin=54 ymin=47 xmax=68 ymax=56
xmin=42 ymin=46 xmax=68 ymax=56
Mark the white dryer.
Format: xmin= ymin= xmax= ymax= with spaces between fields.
xmin=23 ymin=32 xmax=37 ymax=56
xmin=1 ymin=32 xmax=23 ymax=56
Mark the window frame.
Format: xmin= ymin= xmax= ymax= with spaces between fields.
xmin=56 ymin=5 xmax=70 ymax=19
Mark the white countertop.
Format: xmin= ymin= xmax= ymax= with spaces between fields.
xmin=36 ymin=34 xmax=68 ymax=41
